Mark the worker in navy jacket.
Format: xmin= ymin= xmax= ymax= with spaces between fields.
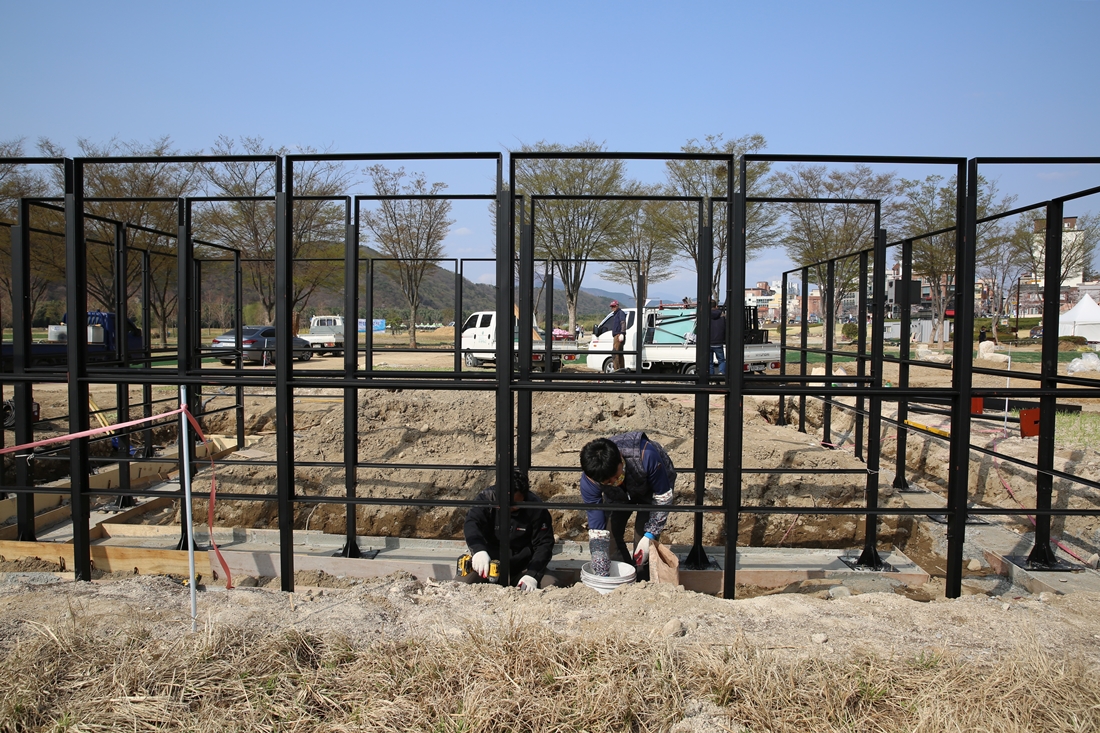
xmin=462 ymin=468 xmax=557 ymax=590
xmin=579 ymin=432 xmax=676 ymax=579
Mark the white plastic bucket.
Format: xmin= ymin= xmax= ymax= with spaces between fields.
xmin=580 ymin=561 xmax=636 ymax=594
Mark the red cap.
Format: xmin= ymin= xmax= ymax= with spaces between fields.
xmin=610 ymin=300 xmax=619 ymax=308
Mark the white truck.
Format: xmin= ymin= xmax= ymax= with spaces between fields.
xmin=298 ymin=315 xmax=345 ymax=356
xmin=460 ymin=310 xmax=579 ymax=372
xmin=584 ymin=302 xmax=781 ymax=374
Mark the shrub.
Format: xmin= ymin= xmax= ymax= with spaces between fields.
xmin=841 ymin=323 xmax=859 ymax=340
xmin=1059 ymin=335 xmax=1087 ymax=347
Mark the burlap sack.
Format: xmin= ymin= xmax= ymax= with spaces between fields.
xmin=648 ymin=540 xmax=680 ymax=585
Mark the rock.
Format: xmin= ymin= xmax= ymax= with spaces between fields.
xmin=1039 ymin=592 xmax=1054 ymax=603
xmin=811 ymin=633 xmax=828 ymax=644
xmin=420 ymin=424 xmax=430 ymax=433
xmin=662 ymin=618 xmax=685 ymax=637
xmin=827 ymin=585 xmax=851 ymax=599
xmin=967 ymin=559 xmax=982 ymax=571
xmin=1001 ymin=603 xmax=1011 ymax=611
xmin=1086 ymin=553 xmax=1099 ymax=569
xmin=555 ymin=430 xmax=568 ymax=441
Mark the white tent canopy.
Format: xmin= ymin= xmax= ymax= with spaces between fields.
xmin=1058 ymin=293 xmax=1100 ymax=342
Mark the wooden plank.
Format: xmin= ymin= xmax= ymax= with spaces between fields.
xmin=0 ymin=493 xmax=63 ymax=524
xmin=0 ymin=540 xmax=198 ymax=577
xmin=98 ymin=523 xmax=181 ymax=539
xmin=0 ymin=505 xmax=72 ymax=541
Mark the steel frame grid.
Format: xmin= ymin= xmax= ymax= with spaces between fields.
xmin=279 ymin=152 xmax=504 ymax=584
xmin=3 ymin=151 xmax=1098 ymax=599
xmin=743 ymin=154 xmax=968 ymax=594
xmin=511 ymin=149 xmax=742 ymax=587
xmin=756 ymin=154 xmax=1100 ymax=597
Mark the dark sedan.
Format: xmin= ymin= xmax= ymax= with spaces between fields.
xmin=211 ymin=326 xmax=313 ymax=364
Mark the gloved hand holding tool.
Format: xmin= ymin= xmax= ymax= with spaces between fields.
xmin=472 ymin=550 xmax=491 ymax=578
xmin=633 ymin=533 xmax=655 ymax=565
xmin=517 ymin=575 xmax=538 ymax=591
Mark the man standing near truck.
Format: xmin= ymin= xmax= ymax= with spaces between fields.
xmin=608 ymin=300 xmax=627 ymax=370
xmin=709 ymin=300 xmax=727 ymax=375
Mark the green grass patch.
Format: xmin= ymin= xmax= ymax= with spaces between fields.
xmin=1053 ymin=411 xmax=1100 ymax=452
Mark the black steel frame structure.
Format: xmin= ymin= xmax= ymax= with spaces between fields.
xmin=753 ymin=155 xmax=1100 ymax=597
xmin=1 ymin=152 xmax=1097 ymax=599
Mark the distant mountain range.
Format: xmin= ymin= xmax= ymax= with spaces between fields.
xmin=300 ymin=248 xmax=636 ymax=320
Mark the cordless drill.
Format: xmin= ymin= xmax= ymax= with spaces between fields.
xmin=456 ymin=553 xmax=500 ymax=583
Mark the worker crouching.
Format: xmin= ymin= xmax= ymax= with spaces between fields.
xmin=459 ymin=468 xmax=559 ymax=590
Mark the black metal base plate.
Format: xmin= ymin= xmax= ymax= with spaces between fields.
xmin=925 ymin=513 xmax=989 ymax=525
xmin=838 ymin=555 xmax=899 ymax=573
xmin=1003 ymin=555 xmax=1079 ymax=573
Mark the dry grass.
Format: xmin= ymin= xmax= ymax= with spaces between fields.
xmin=1 ymin=616 xmax=1097 ymax=733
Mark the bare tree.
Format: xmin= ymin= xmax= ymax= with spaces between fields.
xmin=656 ymin=134 xmax=780 ymax=300
xmin=0 ymin=139 xmax=61 ymax=327
xmin=899 ymin=173 xmax=1015 ymax=345
xmin=775 ymin=164 xmax=902 ymax=323
xmin=38 ymin=136 xmax=200 ymax=347
xmin=512 ymin=140 xmax=633 ymax=333
xmin=976 ymin=218 xmax=1029 ymax=343
xmin=361 ymin=165 xmax=453 ymax=349
xmin=198 ymin=136 xmax=351 ymax=331
xmin=601 ymin=189 xmax=679 ymax=303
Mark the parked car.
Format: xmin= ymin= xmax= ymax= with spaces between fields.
xmin=211 ymin=326 xmax=313 ymax=364
xmin=1029 ymin=325 xmax=1043 ymax=338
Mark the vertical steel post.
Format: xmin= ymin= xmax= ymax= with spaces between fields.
xmin=799 ymin=267 xmax=809 ymax=433
xmin=1027 ymin=200 xmax=1065 ymax=567
xmin=855 ymin=251 xmax=867 ymax=461
xmin=822 ymin=259 xmax=835 ymax=446
xmin=363 ymin=257 xmax=374 ymax=375
xmin=722 ymin=173 xmax=747 ymax=598
xmin=142 ymin=250 xmax=154 ymax=455
xmin=685 ymin=200 xmax=712 ymax=570
xmin=893 ymin=239 xmax=914 ymax=489
xmin=12 ymin=199 xmax=35 ymax=541
xmin=174 ymin=199 xmax=197 ymax=552
xmin=454 ymin=257 xmax=463 ymax=375
xmin=686 ymin=201 xmax=712 ymax=570
xmin=945 ymin=161 xmax=975 ymax=598
xmin=339 ymin=197 xmax=361 ymax=558
xmin=65 ymin=158 xmax=93 ymax=580
xmin=777 ymin=272 xmax=789 ymax=427
xmin=275 ymin=160 xmax=296 ymax=591
xmin=113 ymin=222 xmax=133 ymax=506
xmin=543 ymin=260 xmax=555 ymax=371
xmin=516 ymin=214 xmax=534 ymax=472
xmin=857 ymin=227 xmax=888 ymax=569
xmin=494 ymin=174 xmax=515 ymax=585
xmin=234 ymin=249 xmax=244 ymax=446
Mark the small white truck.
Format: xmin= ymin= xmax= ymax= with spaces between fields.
xmin=460 ymin=310 xmax=579 ymax=372
xmin=298 ymin=315 xmax=345 ymax=356
xmin=585 ymin=302 xmax=781 ymax=374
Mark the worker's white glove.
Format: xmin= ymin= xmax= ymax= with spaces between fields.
xmin=472 ymin=551 xmax=490 ymax=578
xmin=633 ymin=535 xmax=652 ymax=565
xmin=517 ymin=575 xmax=538 ymax=591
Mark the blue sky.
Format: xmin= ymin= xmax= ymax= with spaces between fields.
xmin=3 ymin=0 xmax=1099 ymax=300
